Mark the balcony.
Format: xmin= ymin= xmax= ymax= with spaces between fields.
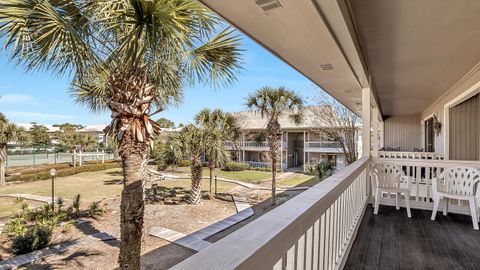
xmin=224 ymin=141 xmax=288 ymax=151
xmin=305 ymin=141 xmax=342 ymax=153
xmin=171 ymin=156 xmax=480 ymax=270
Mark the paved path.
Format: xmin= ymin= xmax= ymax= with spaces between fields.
xmin=150 ymin=195 xmax=254 ymax=252
xmin=0 ymin=232 xmax=117 ymax=270
xmin=149 ymin=227 xmax=211 ymax=252
xmin=0 ymin=194 xmax=55 ymax=203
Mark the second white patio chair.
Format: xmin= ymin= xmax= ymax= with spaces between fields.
xmin=431 ymin=166 xmax=480 ymax=230
xmin=371 ymin=163 xmax=412 ymax=218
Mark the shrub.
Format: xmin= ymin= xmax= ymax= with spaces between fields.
xmin=10 ymin=225 xmax=52 ymax=255
xmin=223 ymin=161 xmax=249 ymax=171
xmin=7 ymin=162 xmax=120 ymax=183
xmin=87 ymin=201 xmax=106 ymax=218
xmin=179 ymin=160 xmax=191 ymax=167
xmin=307 ymin=160 xmax=333 ymax=180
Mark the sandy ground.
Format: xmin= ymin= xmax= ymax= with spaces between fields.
xmin=0 ymin=196 xmax=236 ymax=270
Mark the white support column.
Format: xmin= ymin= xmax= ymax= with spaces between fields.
xmin=242 ymin=133 xmax=245 ymax=162
xmin=285 ymin=132 xmax=288 ymax=168
xmin=280 ymin=132 xmax=284 ymax=170
xmin=372 ymin=108 xmax=380 ymax=157
xmin=362 ymin=88 xmax=372 ymax=157
xmin=303 ymin=131 xmax=306 ymax=171
xmin=379 ymin=121 xmax=385 ymax=149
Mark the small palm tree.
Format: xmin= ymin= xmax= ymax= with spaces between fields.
xmin=0 ymin=1 xmax=242 ymax=268
xmin=0 ymin=113 xmax=28 ymax=186
xmin=169 ymin=125 xmax=208 ymax=204
xmin=195 ymin=109 xmax=241 ymax=194
xmin=246 ymin=87 xmax=304 ymax=205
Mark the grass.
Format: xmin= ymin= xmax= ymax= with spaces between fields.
xmin=0 ymin=168 xmax=123 ymax=203
xmin=159 ymin=179 xmax=238 ymax=194
xmin=278 ymin=175 xmax=321 ymax=187
xmin=0 ymin=197 xmax=45 ymax=220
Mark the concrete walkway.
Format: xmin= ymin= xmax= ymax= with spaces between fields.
xmin=150 ymin=195 xmax=254 ymax=252
xmin=0 ymin=194 xmax=55 ymax=203
xmin=0 ymin=232 xmax=117 ymax=270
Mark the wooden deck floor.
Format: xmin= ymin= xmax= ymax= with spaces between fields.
xmin=345 ymin=205 xmax=480 ymax=270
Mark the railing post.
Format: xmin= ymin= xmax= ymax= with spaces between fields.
xmin=362 ymin=88 xmax=371 ymax=158
xmin=372 ymin=108 xmax=380 ymax=157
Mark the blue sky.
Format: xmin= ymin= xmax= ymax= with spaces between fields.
xmin=0 ymin=33 xmax=316 ymax=127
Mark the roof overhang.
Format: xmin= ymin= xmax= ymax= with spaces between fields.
xmin=200 ymin=0 xmax=480 ymax=116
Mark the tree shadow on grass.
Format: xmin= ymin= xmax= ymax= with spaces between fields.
xmin=106 ymin=171 xmax=123 ymax=177
xmin=103 ymin=179 xmax=123 ymax=185
xmin=76 ymin=220 xmax=119 ymax=248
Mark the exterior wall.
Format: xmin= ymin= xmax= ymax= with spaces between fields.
xmin=449 ymin=94 xmax=480 ymax=160
xmin=421 ymin=66 xmax=480 ymax=154
xmin=384 ymin=114 xmax=422 ymax=151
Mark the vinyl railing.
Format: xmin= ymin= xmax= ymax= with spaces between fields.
xmin=371 ymin=157 xmax=480 ymax=214
xmin=172 ymin=157 xmax=370 ymax=270
xmin=245 ymin=161 xmax=287 ymax=169
xmin=224 ymin=141 xmax=288 ymax=150
xmin=378 ymin=151 xmax=444 ymax=160
xmin=305 ymin=141 xmax=341 ymax=149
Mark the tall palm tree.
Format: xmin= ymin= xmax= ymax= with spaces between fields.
xmin=0 ymin=1 xmax=242 ymax=268
xmin=195 ymin=109 xmax=241 ymax=193
xmin=0 ymin=113 xmax=28 ymax=186
xmin=169 ymin=124 xmax=208 ymax=204
xmin=246 ymin=87 xmax=304 ymax=205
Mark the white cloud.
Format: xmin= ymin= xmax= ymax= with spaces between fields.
xmin=0 ymin=94 xmax=38 ymax=104
xmin=4 ymin=111 xmax=73 ymax=120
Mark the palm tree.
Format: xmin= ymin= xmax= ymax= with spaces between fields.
xmin=0 ymin=1 xmax=242 ymax=268
xmin=0 ymin=113 xmax=28 ymax=186
xmin=169 ymin=124 xmax=208 ymax=204
xmin=195 ymin=109 xmax=241 ymax=194
xmin=246 ymin=87 xmax=304 ymax=205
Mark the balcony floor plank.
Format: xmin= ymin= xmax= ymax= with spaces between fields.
xmin=345 ymin=205 xmax=480 ymax=270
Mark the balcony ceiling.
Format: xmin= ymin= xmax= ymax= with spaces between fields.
xmin=198 ymin=0 xmax=366 ymax=115
xmin=348 ymin=0 xmax=480 ymax=115
xmin=200 ymin=0 xmax=480 ymax=116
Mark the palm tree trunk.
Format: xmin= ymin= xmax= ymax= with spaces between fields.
xmin=118 ymin=131 xmax=148 ymax=270
xmin=0 ymin=143 xmax=6 ymax=187
xmin=267 ymin=119 xmax=281 ymax=205
xmin=189 ymin=157 xmax=203 ymax=204
xmin=208 ymin=160 xmax=215 ymax=194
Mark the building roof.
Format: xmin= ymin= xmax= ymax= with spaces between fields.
xmin=233 ymin=106 xmax=326 ymax=130
xmin=16 ymin=123 xmax=108 ymax=133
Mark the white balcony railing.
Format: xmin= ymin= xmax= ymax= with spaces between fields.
xmin=378 ymin=151 xmax=444 ymax=160
xmin=172 ymin=157 xmax=370 ymax=270
xmin=224 ymin=141 xmax=288 ymax=150
xmin=305 ymin=141 xmax=341 ymax=149
xmin=245 ymin=161 xmax=287 ymax=169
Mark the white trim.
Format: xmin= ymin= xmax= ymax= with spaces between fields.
xmin=443 ymin=80 xmax=480 ymax=160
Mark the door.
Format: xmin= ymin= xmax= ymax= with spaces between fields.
xmin=449 ymin=94 xmax=480 ymax=161
xmin=424 ymin=118 xmax=435 ymax=152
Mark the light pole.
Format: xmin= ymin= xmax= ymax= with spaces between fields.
xmin=50 ymin=168 xmax=56 ymax=205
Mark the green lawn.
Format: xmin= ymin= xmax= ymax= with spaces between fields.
xmin=278 ymin=175 xmax=321 ymax=187
xmin=159 ymin=179 xmax=238 ymax=194
xmin=177 ymin=166 xmax=272 ymax=182
xmin=0 ymin=168 xmax=124 ymax=203
xmin=0 ymin=197 xmax=46 ymax=220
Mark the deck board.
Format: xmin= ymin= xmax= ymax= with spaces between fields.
xmin=345 ymin=205 xmax=480 ymax=270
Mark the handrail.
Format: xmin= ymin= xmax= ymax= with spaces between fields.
xmin=172 ymin=157 xmax=370 ymax=270
xmin=378 ymin=151 xmax=444 ymax=160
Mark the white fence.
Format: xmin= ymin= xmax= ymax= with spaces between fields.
xmin=378 ymin=151 xmax=444 ymax=160
xmin=172 ymin=157 xmax=370 ymax=270
xmin=245 ymin=161 xmax=287 ymax=169
xmin=5 ymin=152 xmax=114 ymax=168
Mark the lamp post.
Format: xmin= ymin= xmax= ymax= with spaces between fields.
xmin=50 ymin=168 xmax=56 ymax=205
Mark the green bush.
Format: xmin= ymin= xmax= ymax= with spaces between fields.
xmin=223 ymin=161 xmax=250 ymax=171
xmin=179 ymin=160 xmax=191 ymax=167
xmin=307 ymin=160 xmax=333 ymax=180
xmin=7 ymin=162 xmax=120 ymax=183
xmin=10 ymin=225 xmax=52 ymax=255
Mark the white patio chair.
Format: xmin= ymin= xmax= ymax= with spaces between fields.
xmin=371 ymin=163 xmax=412 ymax=218
xmin=431 ymin=166 xmax=480 ymax=230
